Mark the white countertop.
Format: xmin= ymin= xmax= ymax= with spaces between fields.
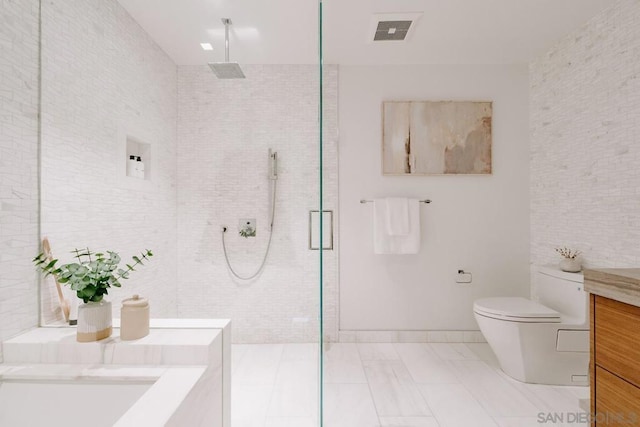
xmin=2 ymin=326 xmax=222 ymax=366
xmin=5 ymin=326 xmax=220 ymax=346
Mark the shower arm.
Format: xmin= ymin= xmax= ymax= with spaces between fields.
xmin=223 ymin=18 xmax=231 ymax=62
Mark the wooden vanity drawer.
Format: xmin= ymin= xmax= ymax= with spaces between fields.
xmin=595 ymin=367 xmax=640 ymax=425
xmin=594 ymin=295 xmax=640 ymax=388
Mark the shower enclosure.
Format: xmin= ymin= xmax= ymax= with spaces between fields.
xmin=34 ymin=0 xmax=334 ymax=425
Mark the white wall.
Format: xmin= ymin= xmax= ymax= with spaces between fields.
xmin=176 ymin=65 xmax=338 ymax=343
xmin=339 ymin=64 xmax=530 ymax=332
xmin=0 ymin=0 xmax=40 ymax=361
xmin=39 ymin=0 xmax=178 ymax=321
xmin=530 ymin=0 xmax=640 ymax=273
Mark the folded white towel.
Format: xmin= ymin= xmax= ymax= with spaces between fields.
xmin=385 ymin=198 xmax=410 ymax=236
xmin=373 ymin=198 xmax=420 ymax=254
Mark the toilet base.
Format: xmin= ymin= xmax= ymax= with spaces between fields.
xmin=475 ymin=312 xmax=589 ymax=386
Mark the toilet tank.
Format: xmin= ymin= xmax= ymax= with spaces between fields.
xmin=536 ymin=265 xmax=586 ymax=323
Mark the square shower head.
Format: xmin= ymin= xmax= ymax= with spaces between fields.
xmin=208 ymin=62 xmax=246 ymax=79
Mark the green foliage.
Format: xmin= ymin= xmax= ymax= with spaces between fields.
xmin=33 ymin=248 xmax=153 ymax=303
xmin=239 ymin=226 xmax=256 ymax=238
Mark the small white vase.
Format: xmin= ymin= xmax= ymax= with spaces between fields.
xmin=559 ymin=258 xmax=581 ymax=273
xmin=76 ymin=300 xmax=112 ymax=342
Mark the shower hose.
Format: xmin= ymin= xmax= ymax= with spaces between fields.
xmin=221 ymin=180 xmax=277 ymax=280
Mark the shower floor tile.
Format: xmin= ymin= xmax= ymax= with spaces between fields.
xmin=231 ymin=343 xmax=587 ymax=427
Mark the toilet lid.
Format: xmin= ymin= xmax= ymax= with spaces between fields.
xmin=473 ymin=297 xmax=561 ymax=322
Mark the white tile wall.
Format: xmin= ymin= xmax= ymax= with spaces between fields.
xmin=0 ymin=0 xmax=40 ymax=361
xmin=530 ymin=0 xmax=640 ymax=281
xmin=39 ymin=0 xmax=178 ymax=321
xmin=176 ymin=64 xmax=338 ymax=343
xmin=35 ymin=2 xmax=335 ymax=344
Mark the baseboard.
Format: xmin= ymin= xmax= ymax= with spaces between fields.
xmin=338 ymin=330 xmax=486 ymax=343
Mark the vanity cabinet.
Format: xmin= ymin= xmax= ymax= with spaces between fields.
xmin=585 ymin=269 xmax=640 ymax=427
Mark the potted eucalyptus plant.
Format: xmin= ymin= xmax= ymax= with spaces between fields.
xmin=34 ymin=248 xmax=153 ymax=342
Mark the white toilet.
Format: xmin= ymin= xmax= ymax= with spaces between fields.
xmin=474 ymin=265 xmax=589 ymax=386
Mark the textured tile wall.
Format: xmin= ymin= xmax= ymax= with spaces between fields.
xmin=176 ymin=65 xmax=338 ymax=343
xmin=35 ymin=1 xmax=335 ymax=344
xmin=530 ymin=0 xmax=640 ymax=281
xmin=0 ymin=0 xmax=40 ymax=361
xmin=39 ymin=0 xmax=178 ymax=321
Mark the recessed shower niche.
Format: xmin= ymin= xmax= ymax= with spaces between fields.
xmin=125 ymin=136 xmax=151 ymax=180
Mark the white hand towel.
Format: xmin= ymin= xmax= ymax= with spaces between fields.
xmin=385 ymin=198 xmax=410 ymax=236
xmin=373 ymin=198 xmax=421 ymax=254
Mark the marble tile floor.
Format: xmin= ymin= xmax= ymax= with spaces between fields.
xmin=231 ymin=342 xmax=589 ymax=427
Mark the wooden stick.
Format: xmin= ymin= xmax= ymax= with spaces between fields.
xmin=42 ymin=237 xmax=70 ymax=321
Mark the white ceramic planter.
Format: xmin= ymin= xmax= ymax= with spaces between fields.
xmin=559 ymin=258 xmax=581 ymax=273
xmin=76 ymin=300 xmax=112 ymax=342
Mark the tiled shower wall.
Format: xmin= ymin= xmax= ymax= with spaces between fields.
xmin=32 ymin=1 xmax=336 ymax=343
xmin=176 ymin=65 xmax=338 ymax=343
xmin=0 ymin=0 xmax=40 ymax=361
xmin=39 ymin=0 xmax=178 ymax=320
xmin=530 ymin=0 xmax=640 ymax=278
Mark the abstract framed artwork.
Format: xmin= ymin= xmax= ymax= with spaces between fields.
xmin=382 ymin=101 xmax=492 ymax=175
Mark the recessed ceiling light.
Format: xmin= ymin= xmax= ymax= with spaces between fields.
xmin=200 ymin=43 xmax=213 ymax=51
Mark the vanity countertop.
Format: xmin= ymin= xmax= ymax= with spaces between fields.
xmin=583 ymin=268 xmax=640 ymax=307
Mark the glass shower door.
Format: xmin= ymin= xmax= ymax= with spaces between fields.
xmin=37 ymin=0 xmax=328 ymax=425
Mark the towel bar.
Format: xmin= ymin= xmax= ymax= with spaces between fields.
xmin=360 ymin=199 xmax=431 ymax=204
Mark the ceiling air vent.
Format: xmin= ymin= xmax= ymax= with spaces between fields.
xmin=368 ymin=12 xmax=423 ymax=43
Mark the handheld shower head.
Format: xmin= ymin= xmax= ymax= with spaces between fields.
xmin=269 ymin=149 xmax=278 ymax=180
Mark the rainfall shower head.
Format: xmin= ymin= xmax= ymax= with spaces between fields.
xmin=209 ymin=62 xmax=245 ymax=79
xmin=208 ymin=18 xmax=246 ymax=79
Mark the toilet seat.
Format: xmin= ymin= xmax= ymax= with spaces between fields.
xmin=474 ymin=297 xmax=561 ymax=323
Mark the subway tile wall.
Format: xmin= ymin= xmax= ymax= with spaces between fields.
xmin=17 ymin=0 xmax=337 ymax=344
xmin=176 ymin=65 xmax=338 ymax=343
xmin=530 ymin=0 xmax=640 ymax=282
xmin=39 ymin=0 xmax=178 ymax=321
xmin=0 ymin=0 xmax=40 ymax=361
